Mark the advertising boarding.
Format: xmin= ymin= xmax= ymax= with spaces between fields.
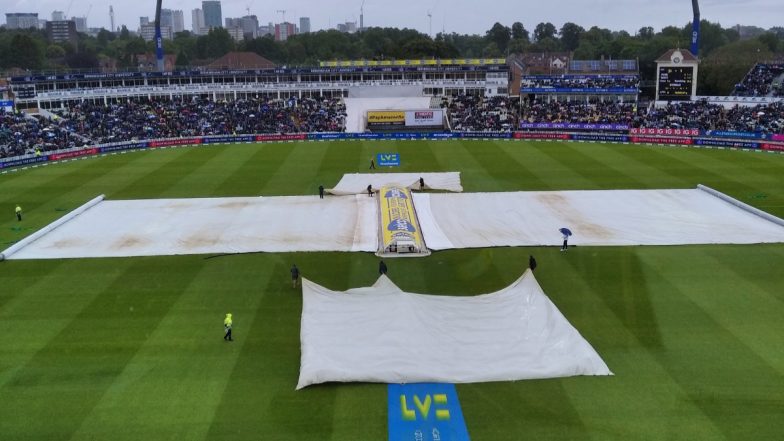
xmin=379 ymin=186 xmax=425 ymax=254
xmin=404 ymin=110 xmax=444 ymax=127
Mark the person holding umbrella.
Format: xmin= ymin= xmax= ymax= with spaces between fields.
xmin=560 ymin=228 xmax=572 ymax=252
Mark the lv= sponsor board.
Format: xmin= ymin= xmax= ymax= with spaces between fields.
xmin=388 ymin=383 xmax=470 ymax=441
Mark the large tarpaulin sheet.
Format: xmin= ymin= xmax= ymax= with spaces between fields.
xmin=413 ymin=189 xmax=784 ymax=250
xmin=297 ymin=270 xmax=612 ymax=389
xmin=7 ymin=195 xmax=377 ymax=259
xmin=328 ymin=172 xmax=463 ymax=195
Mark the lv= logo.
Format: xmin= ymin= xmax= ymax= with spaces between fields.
xmin=400 ymin=393 xmax=450 ymax=421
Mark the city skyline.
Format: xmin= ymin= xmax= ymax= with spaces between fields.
xmin=2 ymin=0 xmax=782 ymax=36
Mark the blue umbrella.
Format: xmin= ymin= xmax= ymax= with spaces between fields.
xmin=559 ymin=228 xmax=573 ymax=237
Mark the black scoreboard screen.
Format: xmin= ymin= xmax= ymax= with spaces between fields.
xmin=658 ymin=66 xmax=694 ymax=101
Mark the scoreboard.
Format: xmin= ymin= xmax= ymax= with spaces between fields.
xmin=657 ymin=66 xmax=694 ymax=101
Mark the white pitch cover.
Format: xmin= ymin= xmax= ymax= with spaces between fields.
xmin=296 ymin=270 xmax=612 ymax=389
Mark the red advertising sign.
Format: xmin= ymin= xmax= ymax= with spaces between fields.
xmin=630 ymin=128 xmax=700 ymax=137
xmin=762 ymin=143 xmax=784 ymax=152
xmin=49 ymin=148 xmax=99 ymax=161
xmin=631 ymin=136 xmax=692 ymax=145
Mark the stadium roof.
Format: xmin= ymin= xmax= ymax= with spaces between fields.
xmin=656 ymin=49 xmax=699 ymax=63
xmin=206 ymin=52 xmax=276 ymax=70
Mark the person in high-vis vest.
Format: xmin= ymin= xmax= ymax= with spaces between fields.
xmin=15 ymin=205 xmax=22 ymax=222
xmin=224 ymin=313 xmax=233 ymax=341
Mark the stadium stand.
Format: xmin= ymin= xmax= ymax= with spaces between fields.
xmin=448 ymin=95 xmax=517 ymax=132
xmin=733 ymin=63 xmax=784 ymax=97
xmin=520 ymin=100 xmax=642 ymax=126
xmin=640 ymin=99 xmax=784 ymax=133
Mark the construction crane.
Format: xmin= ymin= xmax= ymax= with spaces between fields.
xmin=65 ymin=0 xmax=75 ymax=17
xmin=245 ymin=0 xmax=254 ymax=17
xmin=84 ymin=4 xmax=92 ymax=20
xmin=426 ymin=10 xmax=432 ymax=37
xmin=276 ymin=9 xmax=286 ymax=23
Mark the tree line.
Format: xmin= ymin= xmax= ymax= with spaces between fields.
xmin=0 ymin=20 xmax=782 ymax=95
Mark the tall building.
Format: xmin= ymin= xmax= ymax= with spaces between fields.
xmin=51 ymin=11 xmax=65 ymax=21
xmin=172 ymin=10 xmax=185 ymax=33
xmin=258 ymin=22 xmax=274 ymax=37
xmin=46 ymin=20 xmax=78 ymax=44
xmin=5 ymin=13 xmax=39 ymax=30
xmin=202 ymin=1 xmax=222 ymax=28
xmin=337 ymin=22 xmax=357 ymax=33
xmin=140 ymin=16 xmax=149 ymax=27
xmin=140 ymin=23 xmax=173 ymax=41
xmin=226 ymin=27 xmax=244 ymax=42
xmin=241 ymin=15 xmax=259 ymax=39
xmin=71 ymin=16 xmax=87 ymax=33
xmin=160 ymin=9 xmax=184 ymax=33
xmin=191 ymin=9 xmax=205 ymax=35
xmin=160 ymin=9 xmax=173 ymax=29
xmin=299 ymin=17 xmax=311 ymax=34
xmin=275 ymin=22 xmax=296 ymax=41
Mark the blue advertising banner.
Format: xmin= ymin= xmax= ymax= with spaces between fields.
xmin=0 ymin=155 xmax=48 ymax=169
xmin=703 ymin=130 xmax=767 ymax=140
xmin=694 ymin=139 xmax=760 ymax=149
xmin=0 ymin=100 xmax=13 ymax=111
xmin=460 ymin=132 xmax=513 ymax=139
xmin=201 ymin=135 xmax=255 ymax=144
xmin=388 ymin=383 xmax=470 ymax=441
xmin=377 ymin=153 xmax=401 ymax=167
xmin=521 ymin=87 xmax=638 ymax=94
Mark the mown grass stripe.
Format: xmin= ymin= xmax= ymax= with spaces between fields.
xmin=0 ymin=257 xmax=200 ymax=440
xmin=69 ymin=254 xmax=275 ymax=441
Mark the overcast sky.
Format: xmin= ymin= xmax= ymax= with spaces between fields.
xmin=3 ymin=0 xmax=782 ymax=35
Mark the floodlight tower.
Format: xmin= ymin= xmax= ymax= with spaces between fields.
xmin=109 ymin=5 xmax=115 ymax=33
xmin=427 ymin=10 xmax=432 ymax=37
xmin=691 ymin=0 xmax=700 ymax=56
xmin=154 ymin=0 xmax=164 ymax=71
xmin=359 ymin=0 xmax=365 ymax=31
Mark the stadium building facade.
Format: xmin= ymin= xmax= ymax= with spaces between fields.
xmin=8 ymin=60 xmax=510 ymax=111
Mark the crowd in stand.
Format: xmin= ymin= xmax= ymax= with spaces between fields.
xmin=0 ymin=110 xmax=88 ymax=158
xmin=0 ymin=97 xmax=346 ymax=158
xmin=521 ymin=76 xmax=640 ymax=90
xmin=641 ymin=99 xmax=784 ymax=133
xmin=732 ymin=64 xmax=784 ymax=97
xmin=520 ymin=100 xmax=644 ymax=126
xmin=448 ymin=95 xmax=517 ymax=132
xmin=5 ymin=93 xmax=784 ymax=160
xmin=516 ymin=98 xmax=784 ymax=134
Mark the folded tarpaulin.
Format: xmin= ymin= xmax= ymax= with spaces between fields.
xmin=297 ymin=270 xmax=612 ymax=389
xmin=327 ymin=172 xmax=463 ymax=195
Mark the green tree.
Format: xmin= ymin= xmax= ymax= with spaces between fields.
xmin=511 ymin=22 xmax=529 ymax=42
xmin=7 ymin=34 xmax=45 ymax=69
xmin=560 ymin=22 xmax=585 ymax=51
xmin=533 ymin=22 xmax=557 ymax=42
xmin=485 ymin=22 xmax=511 ymax=54
xmin=197 ymin=27 xmax=235 ymax=59
xmin=637 ymin=27 xmax=654 ymax=40
xmin=757 ymin=33 xmax=779 ymax=53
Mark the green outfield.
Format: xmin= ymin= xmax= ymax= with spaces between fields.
xmin=1 ymin=139 xmax=783 ymax=441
